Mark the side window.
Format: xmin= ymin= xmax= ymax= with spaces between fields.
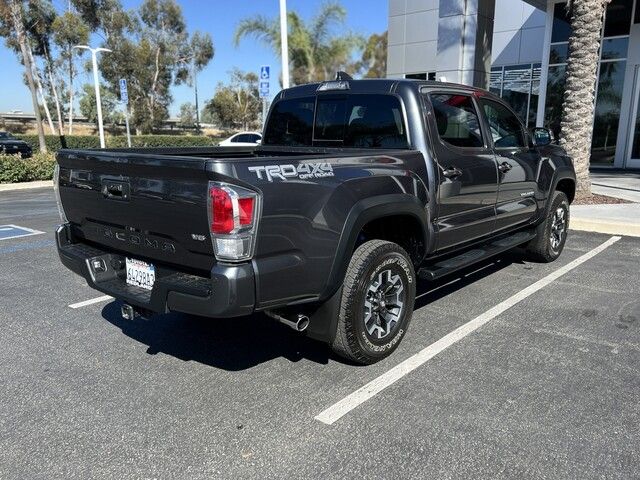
xmin=429 ymin=94 xmax=484 ymax=148
xmin=480 ymin=99 xmax=526 ymax=148
xmin=231 ymin=135 xmax=242 ymax=143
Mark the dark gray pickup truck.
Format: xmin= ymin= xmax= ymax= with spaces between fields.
xmin=55 ymin=77 xmax=576 ymax=364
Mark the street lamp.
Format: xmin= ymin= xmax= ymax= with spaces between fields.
xmin=279 ymin=0 xmax=290 ymax=89
xmin=73 ymin=45 xmax=111 ymax=148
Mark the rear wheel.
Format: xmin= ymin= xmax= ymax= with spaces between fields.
xmin=331 ymin=240 xmax=416 ymax=365
xmin=525 ymin=191 xmax=570 ymax=262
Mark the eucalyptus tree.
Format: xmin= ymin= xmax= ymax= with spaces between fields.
xmin=559 ymin=0 xmax=611 ymax=199
xmin=234 ymin=2 xmax=363 ymax=85
xmin=0 ymin=0 xmax=47 ymax=151
xmin=52 ymin=11 xmax=90 ymax=133
xmin=176 ymin=31 xmax=215 ymax=130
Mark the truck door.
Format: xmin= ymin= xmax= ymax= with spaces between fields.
xmin=477 ymin=97 xmax=539 ymax=230
xmin=425 ymin=92 xmax=499 ymax=250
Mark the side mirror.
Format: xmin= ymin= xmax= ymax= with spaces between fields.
xmin=531 ymin=127 xmax=554 ymax=147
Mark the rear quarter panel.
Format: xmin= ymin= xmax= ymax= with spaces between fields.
xmin=209 ymin=151 xmax=430 ymax=308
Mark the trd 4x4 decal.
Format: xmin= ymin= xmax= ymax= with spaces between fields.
xmin=248 ymin=163 xmax=334 ymax=182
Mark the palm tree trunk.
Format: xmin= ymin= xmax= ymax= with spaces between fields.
xmin=559 ymin=0 xmax=610 ymax=199
xmin=8 ymin=0 xmax=47 ymax=152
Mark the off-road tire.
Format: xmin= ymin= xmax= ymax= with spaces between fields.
xmin=525 ymin=191 xmax=570 ymax=262
xmin=331 ymin=240 xmax=416 ymax=365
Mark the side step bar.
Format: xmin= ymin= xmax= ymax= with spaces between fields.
xmin=417 ymin=230 xmax=536 ymax=281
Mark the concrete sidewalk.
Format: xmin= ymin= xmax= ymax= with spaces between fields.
xmin=0 ymin=180 xmax=53 ymax=192
xmin=571 ymin=204 xmax=640 ymax=237
xmin=565 ymin=171 xmax=640 ymax=237
xmin=591 ymin=171 xmax=640 ymax=203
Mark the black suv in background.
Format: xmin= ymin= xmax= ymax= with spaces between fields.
xmin=0 ymin=132 xmax=32 ymax=158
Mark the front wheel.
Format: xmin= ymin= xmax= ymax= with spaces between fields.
xmin=331 ymin=240 xmax=416 ymax=365
xmin=525 ymin=191 xmax=570 ymax=262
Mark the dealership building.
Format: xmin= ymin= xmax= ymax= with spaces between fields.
xmin=387 ymin=0 xmax=640 ymax=170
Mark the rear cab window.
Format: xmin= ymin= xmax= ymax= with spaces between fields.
xmin=263 ymin=94 xmax=409 ymax=149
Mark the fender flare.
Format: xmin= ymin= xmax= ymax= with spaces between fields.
xmin=321 ymin=194 xmax=429 ymax=301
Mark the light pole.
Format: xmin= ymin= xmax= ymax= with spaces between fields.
xmin=73 ymin=45 xmax=111 ymax=148
xmin=279 ymin=0 xmax=290 ymax=89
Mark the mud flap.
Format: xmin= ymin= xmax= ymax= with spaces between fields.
xmin=303 ymin=285 xmax=344 ymax=344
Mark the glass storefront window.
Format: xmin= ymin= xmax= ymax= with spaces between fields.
xmin=591 ymin=60 xmax=626 ymax=164
xmin=601 ymin=37 xmax=629 ymax=60
xmin=552 ymin=2 xmax=571 ymax=43
xmin=529 ymin=80 xmax=540 ymax=128
xmin=489 ymin=64 xmax=539 ymax=127
xmin=632 ymin=96 xmax=640 ymax=158
xmin=550 ymin=43 xmax=569 ymax=64
xmin=502 ymin=81 xmax=530 ymax=123
xmin=603 ymin=0 xmax=633 ymax=37
xmin=544 ymin=65 xmax=567 ymax=140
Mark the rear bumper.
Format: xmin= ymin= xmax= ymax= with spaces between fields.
xmin=56 ymin=224 xmax=255 ymax=317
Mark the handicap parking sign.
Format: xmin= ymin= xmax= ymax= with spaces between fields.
xmin=260 ymin=65 xmax=270 ymax=80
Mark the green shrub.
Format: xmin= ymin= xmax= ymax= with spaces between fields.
xmin=0 ymin=154 xmax=29 ymax=183
xmin=0 ymin=152 xmax=56 ymax=183
xmin=15 ymin=134 xmax=224 ymax=153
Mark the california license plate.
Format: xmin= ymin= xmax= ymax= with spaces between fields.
xmin=125 ymin=258 xmax=156 ymax=290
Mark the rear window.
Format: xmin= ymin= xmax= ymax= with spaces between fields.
xmin=263 ymin=94 xmax=408 ymax=148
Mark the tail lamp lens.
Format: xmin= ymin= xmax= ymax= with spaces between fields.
xmin=208 ymin=183 xmax=260 ymax=262
xmin=238 ymin=197 xmax=254 ymax=226
xmin=210 ymin=186 xmax=234 ymax=234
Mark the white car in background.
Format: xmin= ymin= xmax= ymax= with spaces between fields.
xmin=218 ymin=132 xmax=262 ymax=147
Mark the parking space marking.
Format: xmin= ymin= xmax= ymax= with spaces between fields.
xmin=315 ymin=236 xmax=621 ymax=425
xmin=69 ymin=295 xmax=113 ymax=309
xmin=0 ymin=224 xmax=45 ymax=241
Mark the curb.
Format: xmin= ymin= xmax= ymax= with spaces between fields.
xmin=570 ymin=219 xmax=640 ymax=238
xmin=0 ymin=180 xmax=53 ymax=192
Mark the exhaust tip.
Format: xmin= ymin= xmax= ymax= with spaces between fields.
xmin=121 ymin=303 xmax=136 ymax=321
xmin=296 ymin=315 xmax=310 ymax=332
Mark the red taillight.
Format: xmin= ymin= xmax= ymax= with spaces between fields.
xmin=209 ymin=185 xmax=256 ymax=234
xmin=210 ymin=186 xmax=234 ymax=234
xmin=238 ymin=197 xmax=254 ymax=226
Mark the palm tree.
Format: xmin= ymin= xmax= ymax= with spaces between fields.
xmin=234 ymin=2 xmax=363 ymax=85
xmin=559 ymin=0 xmax=611 ymax=199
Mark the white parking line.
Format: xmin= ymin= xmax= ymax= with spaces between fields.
xmin=68 ymin=295 xmax=113 ymax=309
xmin=0 ymin=224 xmax=45 ymax=241
xmin=315 ymin=236 xmax=621 ymax=425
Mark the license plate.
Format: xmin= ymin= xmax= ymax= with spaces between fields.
xmin=125 ymin=258 xmax=156 ymax=290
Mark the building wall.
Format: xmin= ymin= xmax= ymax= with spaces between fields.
xmin=387 ymin=0 xmax=543 ymax=78
xmin=492 ymin=0 xmax=546 ymax=66
xmin=387 ymin=0 xmax=439 ymax=78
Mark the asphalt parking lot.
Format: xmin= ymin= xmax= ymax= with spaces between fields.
xmin=1 ymin=188 xmax=639 ymax=479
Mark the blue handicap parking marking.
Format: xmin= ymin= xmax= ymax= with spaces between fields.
xmin=0 ymin=224 xmax=45 ymax=241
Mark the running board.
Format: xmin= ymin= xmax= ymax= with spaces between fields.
xmin=417 ymin=230 xmax=536 ymax=281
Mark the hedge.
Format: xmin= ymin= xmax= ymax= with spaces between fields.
xmin=0 ymin=152 xmax=56 ymax=183
xmin=15 ymin=134 xmax=223 ymax=153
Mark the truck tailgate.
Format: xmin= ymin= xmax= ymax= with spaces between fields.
xmin=57 ymin=150 xmax=215 ymax=273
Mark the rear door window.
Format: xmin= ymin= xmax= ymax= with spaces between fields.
xmin=428 ymin=93 xmax=484 ymax=148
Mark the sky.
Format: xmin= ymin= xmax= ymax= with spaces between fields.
xmin=0 ymin=0 xmax=387 ymax=116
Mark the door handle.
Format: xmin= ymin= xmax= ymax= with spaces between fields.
xmin=442 ymin=167 xmax=463 ymax=179
xmin=498 ymin=162 xmax=513 ymax=173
